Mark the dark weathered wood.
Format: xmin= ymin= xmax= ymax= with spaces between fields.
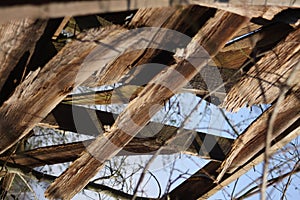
xmin=223 ymin=27 xmax=300 ymax=111
xmin=168 ymin=111 xmax=300 ymax=200
xmin=45 ymin=10 xmax=249 ymax=199
xmin=0 ymin=18 xmax=47 ymax=95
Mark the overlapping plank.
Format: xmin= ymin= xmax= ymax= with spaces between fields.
xmin=45 ymin=10 xmax=249 ymax=199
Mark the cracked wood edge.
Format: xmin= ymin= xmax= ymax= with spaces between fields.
xmin=82 ymin=5 xmax=214 ymax=88
xmin=44 ymin=10 xmax=249 ymax=200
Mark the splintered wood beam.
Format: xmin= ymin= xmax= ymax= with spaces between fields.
xmin=0 ymin=18 xmax=47 ymax=94
xmin=0 ymin=26 xmax=129 ymax=155
xmin=223 ymin=27 xmax=300 ymax=111
xmin=45 ymin=11 xmax=249 ymax=200
xmin=217 ymin=89 xmax=300 ymax=178
xmin=168 ymin=119 xmax=300 ymax=200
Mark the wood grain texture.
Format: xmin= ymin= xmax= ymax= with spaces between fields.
xmin=45 ymin=10 xmax=248 ymax=199
xmin=82 ymin=5 xmax=214 ymax=87
xmin=0 ymin=18 xmax=47 ymax=94
xmin=223 ymin=27 xmax=300 ymax=111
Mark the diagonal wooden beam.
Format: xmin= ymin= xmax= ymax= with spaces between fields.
xmin=45 ymin=10 xmax=249 ymax=199
xmin=168 ymin=108 xmax=300 ymax=200
xmin=82 ymin=5 xmax=215 ymax=88
xmin=0 ymin=25 xmax=128 ymax=155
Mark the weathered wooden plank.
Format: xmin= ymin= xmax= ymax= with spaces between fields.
xmin=168 ymin=118 xmax=300 ymax=200
xmin=0 ymin=0 xmax=297 ymax=24
xmin=0 ymin=18 xmax=47 ymax=95
xmin=45 ymin=11 xmax=249 ymax=199
xmin=223 ymin=27 xmax=300 ymax=111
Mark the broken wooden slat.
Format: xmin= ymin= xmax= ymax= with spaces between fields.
xmin=168 ymin=111 xmax=300 ymax=200
xmin=0 ymin=18 xmax=47 ymax=94
xmin=223 ymin=27 xmax=300 ymax=111
xmin=45 ymin=11 xmax=249 ymax=199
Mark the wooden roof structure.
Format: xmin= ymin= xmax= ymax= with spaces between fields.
xmin=0 ymin=1 xmax=299 ymax=199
